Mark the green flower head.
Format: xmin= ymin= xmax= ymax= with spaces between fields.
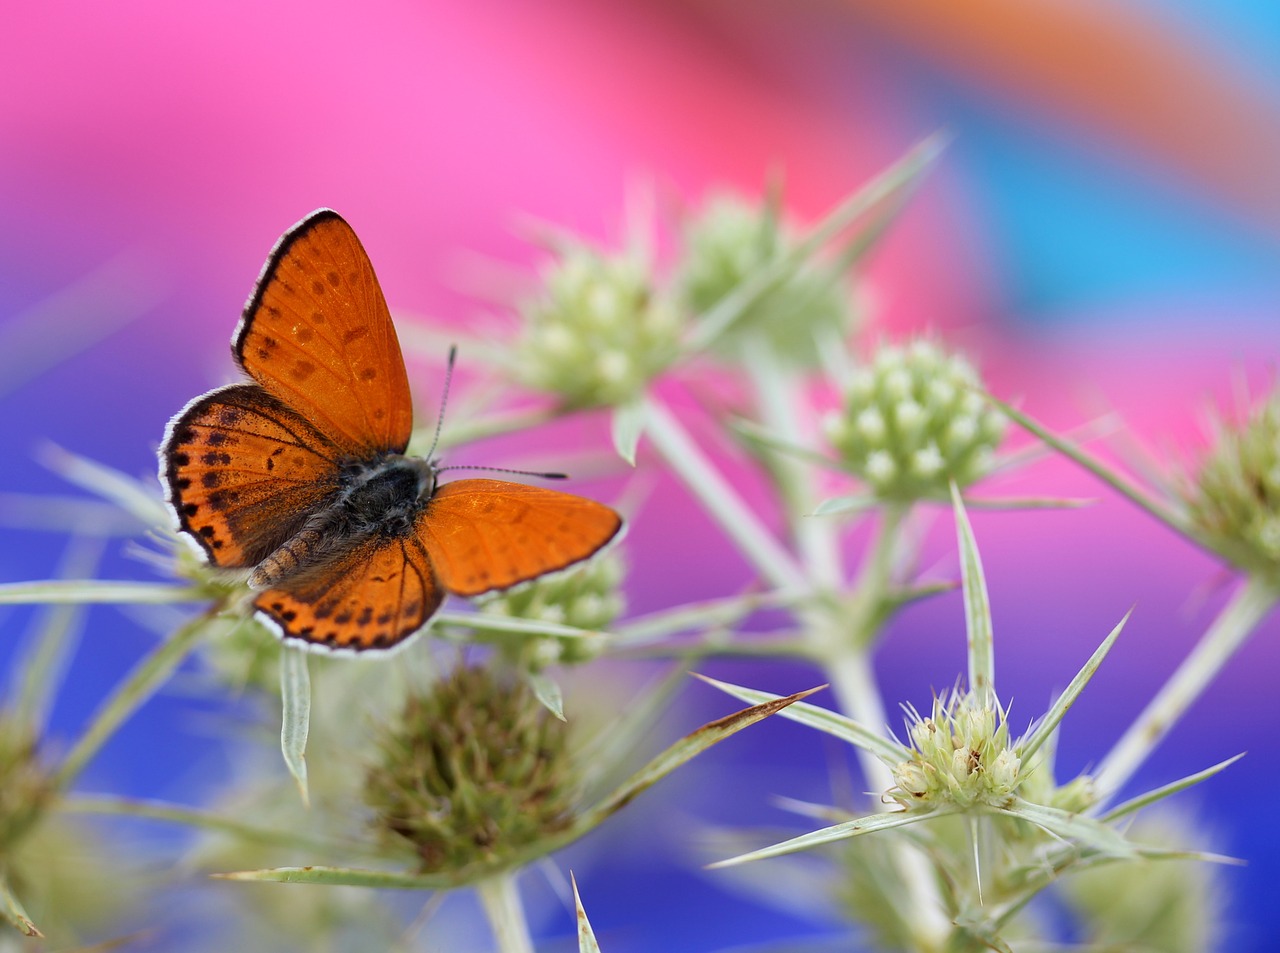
xmin=0 ymin=718 xmax=51 ymax=858
xmin=516 ymin=244 xmax=681 ymax=408
xmin=478 ymin=551 xmax=625 ymax=668
xmin=1062 ymin=812 xmax=1226 ymax=953
xmin=825 ymin=339 xmax=1005 ymax=501
xmin=679 ymin=193 xmax=852 ymax=368
xmin=889 ymin=688 xmax=1021 ymax=811
xmin=1185 ymin=386 xmax=1280 ymax=578
xmin=363 ymin=665 xmax=579 ymax=876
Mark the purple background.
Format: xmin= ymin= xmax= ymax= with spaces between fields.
xmin=3 ymin=2 xmax=1280 ymax=949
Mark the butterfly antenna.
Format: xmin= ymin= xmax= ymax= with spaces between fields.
xmin=436 ymin=464 xmax=568 ymax=481
xmin=426 ymin=345 xmax=458 ymax=462
xmin=428 ymin=346 xmax=565 ymax=481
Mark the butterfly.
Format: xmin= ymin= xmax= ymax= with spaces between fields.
xmin=159 ymin=209 xmax=623 ymax=653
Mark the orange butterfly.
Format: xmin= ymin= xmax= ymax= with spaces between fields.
xmin=160 ymin=210 xmax=622 ymax=653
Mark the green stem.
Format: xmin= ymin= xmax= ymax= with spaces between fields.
xmin=64 ymin=794 xmax=369 ymax=856
xmin=826 ymin=644 xmax=950 ymax=950
xmin=1093 ymin=574 xmax=1279 ymax=803
xmin=819 ymin=503 xmax=950 ymax=950
xmin=741 ymin=340 xmax=843 ymax=589
xmin=0 ymin=580 xmax=203 ymax=605
xmin=476 ymin=873 xmax=535 ymax=953
xmin=12 ymin=535 xmax=105 ymax=734
xmin=643 ymin=395 xmax=807 ymax=592
xmin=845 ymin=504 xmax=907 ymax=650
xmin=825 ymin=648 xmax=892 ymax=789
xmin=51 ymin=612 xmax=208 ymax=791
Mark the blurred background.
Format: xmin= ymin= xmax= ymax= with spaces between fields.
xmin=2 ymin=0 xmax=1280 ymax=949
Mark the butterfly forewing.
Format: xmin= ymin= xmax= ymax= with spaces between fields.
xmin=255 ymin=535 xmax=442 ymax=651
xmin=162 ymin=383 xmax=343 ymax=568
xmin=414 ymin=479 xmax=623 ymax=597
xmin=235 ymin=210 xmax=414 ymax=457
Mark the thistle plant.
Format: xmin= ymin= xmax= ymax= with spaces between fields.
xmin=824 ymin=339 xmax=1006 ymax=502
xmin=512 ymin=243 xmax=682 ymax=409
xmin=0 ymin=534 xmax=163 ymax=945
xmin=476 ymin=551 xmax=625 ymax=671
xmin=678 ymin=191 xmax=851 ymax=368
xmin=0 ymin=133 xmax=1271 ymax=951
xmin=993 ymin=387 xmax=1280 ymax=806
xmin=364 ymin=664 xmax=579 ymax=873
xmin=1184 ymin=386 xmax=1280 ymax=578
xmin=699 ymin=488 xmax=1236 ymax=950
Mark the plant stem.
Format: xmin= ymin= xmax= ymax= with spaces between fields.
xmin=476 ymin=873 xmax=535 ymax=953
xmin=643 ymin=395 xmax=807 ymax=593
xmin=64 ymin=794 xmax=368 ymax=855
xmin=1093 ymin=573 xmax=1279 ymax=803
xmin=51 ymin=611 xmax=208 ymax=792
xmin=844 ymin=504 xmax=906 ymax=651
xmin=740 ymin=341 xmax=843 ymax=589
xmin=820 ymin=503 xmax=951 ymax=950
xmin=825 ymin=647 xmax=892 ymax=789
xmin=12 ymin=534 xmax=104 ymax=734
xmin=827 ymin=642 xmax=950 ymax=950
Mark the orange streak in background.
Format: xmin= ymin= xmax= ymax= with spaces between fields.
xmin=847 ymin=0 xmax=1280 ymax=222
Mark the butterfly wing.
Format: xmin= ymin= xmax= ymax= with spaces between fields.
xmin=254 ymin=535 xmax=442 ymax=651
xmin=234 ymin=209 xmax=414 ymax=456
xmin=160 ymin=383 xmax=343 ymax=568
xmin=414 ymin=479 xmax=623 ymax=597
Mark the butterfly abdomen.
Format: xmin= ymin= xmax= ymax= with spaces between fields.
xmin=248 ymin=525 xmax=329 ymax=590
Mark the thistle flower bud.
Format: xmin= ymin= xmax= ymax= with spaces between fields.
xmin=363 ymin=666 xmax=578 ymax=876
xmin=678 ymin=194 xmax=852 ymax=368
xmin=516 ymin=245 xmax=680 ymax=407
xmin=1185 ymin=388 xmax=1280 ymax=578
xmin=0 ymin=719 xmax=50 ymax=854
xmin=478 ymin=552 xmax=625 ymax=667
xmin=888 ymin=689 xmax=1020 ymax=810
xmin=0 ymin=716 xmax=135 ymax=941
xmin=826 ymin=340 xmax=1005 ymax=501
xmin=1062 ymin=812 xmax=1225 ymax=953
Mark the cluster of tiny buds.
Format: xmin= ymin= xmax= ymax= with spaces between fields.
xmin=678 ymin=192 xmax=851 ymax=368
xmin=0 ymin=717 xmax=50 ymax=855
xmin=1185 ymin=387 xmax=1280 ymax=578
xmin=825 ymin=340 xmax=1006 ymax=501
xmin=478 ymin=554 xmax=625 ymax=667
xmin=516 ymin=245 xmax=681 ymax=408
xmin=888 ymin=690 xmax=1021 ymax=810
xmin=363 ymin=665 xmax=577 ymax=874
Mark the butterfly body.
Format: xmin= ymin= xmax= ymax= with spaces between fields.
xmin=247 ymin=453 xmax=434 ymax=591
xmin=160 ymin=210 xmax=622 ymax=653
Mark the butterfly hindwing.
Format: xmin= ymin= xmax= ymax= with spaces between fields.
xmin=254 ymin=534 xmax=442 ymax=651
xmin=235 ymin=210 xmax=414 ymax=457
xmin=161 ymin=383 xmax=343 ymax=568
xmin=414 ymin=479 xmax=623 ymax=597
